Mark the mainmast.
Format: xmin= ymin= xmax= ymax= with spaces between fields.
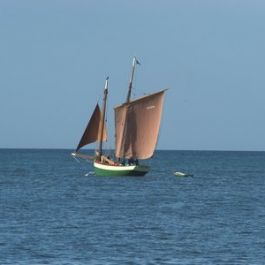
xmin=98 ymin=77 xmax=109 ymax=158
xmin=126 ymin=57 xmax=140 ymax=103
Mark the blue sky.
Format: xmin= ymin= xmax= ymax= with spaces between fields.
xmin=1 ymin=0 xmax=265 ymax=151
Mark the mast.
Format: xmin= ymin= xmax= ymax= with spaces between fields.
xmin=126 ymin=57 xmax=140 ymax=103
xmin=98 ymin=77 xmax=109 ymax=158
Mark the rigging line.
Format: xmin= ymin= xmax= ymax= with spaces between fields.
xmin=72 ymin=156 xmax=91 ymax=174
xmin=72 ymin=156 xmax=81 ymax=163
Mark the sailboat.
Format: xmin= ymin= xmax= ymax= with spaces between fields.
xmin=72 ymin=57 xmax=166 ymax=176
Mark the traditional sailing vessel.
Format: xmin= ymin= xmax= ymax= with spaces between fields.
xmin=72 ymin=57 xmax=166 ymax=176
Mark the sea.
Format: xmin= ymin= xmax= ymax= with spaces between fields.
xmin=0 ymin=149 xmax=265 ymax=265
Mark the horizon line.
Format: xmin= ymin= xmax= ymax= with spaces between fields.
xmin=0 ymin=147 xmax=264 ymax=152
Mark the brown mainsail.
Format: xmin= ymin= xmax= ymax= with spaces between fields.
xmin=115 ymin=89 xmax=166 ymax=159
xmin=76 ymin=104 xmax=107 ymax=152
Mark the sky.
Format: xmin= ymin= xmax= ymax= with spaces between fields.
xmin=0 ymin=0 xmax=265 ymax=151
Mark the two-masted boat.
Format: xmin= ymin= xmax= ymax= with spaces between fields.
xmin=72 ymin=57 xmax=166 ymax=176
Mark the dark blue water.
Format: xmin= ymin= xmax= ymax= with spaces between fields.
xmin=1 ymin=149 xmax=265 ymax=264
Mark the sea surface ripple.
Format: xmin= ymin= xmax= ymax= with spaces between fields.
xmin=0 ymin=149 xmax=265 ymax=264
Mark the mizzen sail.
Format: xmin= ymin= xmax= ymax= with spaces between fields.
xmin=115 ymin=90 xmax=166 ymax=159
xmin=76 ymin=104 xmax=107 ymax=152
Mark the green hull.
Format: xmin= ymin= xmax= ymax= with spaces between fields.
xmin=93 ymin=161 xmax=149 ymax=176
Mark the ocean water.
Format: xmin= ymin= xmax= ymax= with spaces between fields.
xmin=0 ymin=149 xmax=265 ymax=265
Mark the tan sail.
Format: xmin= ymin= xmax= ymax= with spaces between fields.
xmin=115 ymin=90 xmax=166 ymax=159
xmin=76 ymin=104 xmax=107 ymax=152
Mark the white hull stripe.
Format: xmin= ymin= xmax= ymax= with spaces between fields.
xmin=94 ymin=162 xmax=149 ymax=172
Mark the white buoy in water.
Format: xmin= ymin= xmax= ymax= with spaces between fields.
xmin=174 ymin=171 xmax=193 ymax=177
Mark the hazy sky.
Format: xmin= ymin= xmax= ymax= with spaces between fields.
xmin=1 ymin=0 xmax=265 ymax=151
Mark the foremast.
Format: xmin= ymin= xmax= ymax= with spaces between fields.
xmin=97 ymin=77 xmax=109 ymax=159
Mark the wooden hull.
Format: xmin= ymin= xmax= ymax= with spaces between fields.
xmin=93 ymin=161 xmax=149 ymax=176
